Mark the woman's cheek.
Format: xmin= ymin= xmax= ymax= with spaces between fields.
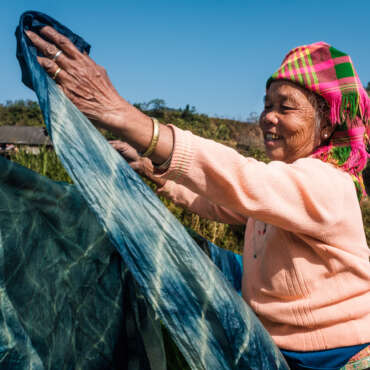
xmin=289 ymin=129 xmax=316 ymax=158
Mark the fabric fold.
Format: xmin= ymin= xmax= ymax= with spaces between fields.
xmin=14 ymin=10 xmax=288 ymax=369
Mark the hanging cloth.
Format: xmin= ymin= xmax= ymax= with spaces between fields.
xmin=15 ymin=11 xmax=288 ymax=370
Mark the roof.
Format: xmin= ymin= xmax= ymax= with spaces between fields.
xmin=0 ymin=126 xmax=52 ymax=145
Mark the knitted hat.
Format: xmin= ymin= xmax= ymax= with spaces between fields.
xmin=267 ymin=42 xmax=370 ymax=200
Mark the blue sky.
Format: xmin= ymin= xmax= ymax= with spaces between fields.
xmin=1 ymin=0 xmax=369 ymax=120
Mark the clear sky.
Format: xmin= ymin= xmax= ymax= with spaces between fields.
xmin=1 ymin=0 xmax=370 ymax=120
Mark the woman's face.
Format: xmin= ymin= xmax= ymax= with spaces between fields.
xmin=259 ymin=80 xmax=320 ymax=163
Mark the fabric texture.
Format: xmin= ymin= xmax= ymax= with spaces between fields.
xmin=15 ymin=10 xmax=289 ymax=369
xmin=267 ymin=41 xmax=370 ymax=200
xmin=156 ymin=124 xmax=370 ymax=351
xmin=0 ymin=155 xmax=167 ymax=370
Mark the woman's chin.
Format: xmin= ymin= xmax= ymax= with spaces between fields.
xmin=264 ymin=145 xmax=286 ymax=162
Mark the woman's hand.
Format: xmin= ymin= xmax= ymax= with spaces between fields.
xmin=110 ymin=140 xmax=166 ymax=187
xmin=25 ymin=26 xmax=130 ymax=130
xmin=26 ymin=26 xmax=174 ymax=164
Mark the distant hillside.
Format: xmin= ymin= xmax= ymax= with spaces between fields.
xmin=0 ymin=100 xmax=43 ymax=126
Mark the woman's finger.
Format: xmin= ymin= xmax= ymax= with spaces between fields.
xmin=26 ymin=30 xmax=59 ymax=59
xmin=40 ymin=26 xmax=82 ymax=59
xmin=26 ymin=30 xmax=75 ymax=71
xmin=37 ymin=56 xmax=70 ymax=82
xmin=109 ymin=140 xmax=140 ymax=161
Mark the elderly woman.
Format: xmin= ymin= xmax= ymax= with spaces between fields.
xmin=27 ymin=27 xmax=370 ymax=369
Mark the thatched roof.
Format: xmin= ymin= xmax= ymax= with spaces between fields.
xmin=0 ymin=126 xmax=52 ymax=145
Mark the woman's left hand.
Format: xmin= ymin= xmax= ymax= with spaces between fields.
xmin=110 ymin=140 xmax=166 ymax=187
xmin=25 ymin=26 xmax=129 ymax=130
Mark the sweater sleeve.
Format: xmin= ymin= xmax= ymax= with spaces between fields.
xmin=156 ymin=125 xmax=357 ymax=236
xmin=156 ymin=180 xmax=247 ymax=225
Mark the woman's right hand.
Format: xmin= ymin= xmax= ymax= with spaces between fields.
xmin=26 ymin=26 xmax=174 ymax=166
xmin=109 ymin=141 xmax=166 ymax=187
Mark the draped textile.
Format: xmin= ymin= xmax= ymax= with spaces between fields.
xmin=0 ymin=155 xmax=165 ymax=369
xmin=12 ymin=11 xmax=289 ymax=369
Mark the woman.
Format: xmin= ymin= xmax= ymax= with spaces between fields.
xmin=26 ymin=27 xmax=370 ymax=368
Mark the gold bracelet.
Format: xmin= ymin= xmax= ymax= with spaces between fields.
xmin=141 ymin=117 xmax=160 ymax=157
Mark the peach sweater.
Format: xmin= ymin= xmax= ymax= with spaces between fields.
xmin=156 ymin=125 xmax=370 ymax=351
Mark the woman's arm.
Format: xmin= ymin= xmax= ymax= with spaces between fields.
xmin=155 ymin=125 xmax=353 ymax=236
xmin=26 ymin=26 xmax=245 ymax=225
xmin=110 ymin=141 xmax=246 ymax=225
xmin=157 ymin=181 xmax=247 ymax=225
xmin=26 ymin=27 xmax=174 ymax=166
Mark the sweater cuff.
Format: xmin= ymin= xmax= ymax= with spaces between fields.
xmin=154 ymin=125 xmax=193 ymax=185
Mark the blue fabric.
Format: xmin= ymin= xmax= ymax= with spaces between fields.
xmin=281 ymin=343 xmax=369 ymax=370
xmin=16 ymin=10 xmax=289 ymax=370
xmin=0 ymin=150 xmax=243 ymax=369
xmin=186 ymin=227 xmax=244 ymax=296
xmin=208 ymin=242 xmax=243 ymax=295
xmin=0 ymin=154 xmax=166 ymax=370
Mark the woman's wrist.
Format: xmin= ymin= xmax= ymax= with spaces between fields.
xmin=92 ymin=97 xmax=137 ymax=131
xmin=97 ymin=100 xmax=174 ymax=166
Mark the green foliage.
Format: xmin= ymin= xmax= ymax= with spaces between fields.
xmin=181 ymin=104 xmax=196 ymax=120
xmin=215 ymin=123 xmax=231 ymax=140
xmin=239 ymin=147 xmax=269 ymax=163
xmin=0 ymin=100 xmax=44 ymax=126
xmin=10 ymin=147 xmax=72 ymax=183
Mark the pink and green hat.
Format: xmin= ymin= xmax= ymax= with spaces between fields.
xmin=267 ymin=42 xmax=370 ymax=200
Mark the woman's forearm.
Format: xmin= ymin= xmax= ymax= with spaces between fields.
xmin=108 ymin=103 xmax=174 ymax=166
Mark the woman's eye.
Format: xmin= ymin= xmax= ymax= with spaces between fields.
xmin=281 ymin=105 xmax=294 ymax=111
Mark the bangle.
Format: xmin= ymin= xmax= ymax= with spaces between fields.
xmin=155 ymin=150 xmax=173 ymax=171
xmin=141 ymin=117 xmax=160 ymax=157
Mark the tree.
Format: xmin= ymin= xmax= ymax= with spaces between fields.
xmin=0 ymin=100 xmax=43 ymax=126
xmin=181 ymin=104 xmax=196 ymax=119
xmin=147 ymin=99 xmax=166 ymax=111
xmin=246 ymin=112 xmax=259 ymax=123
xmin=133 ymin=99 xmax=166 ymax=112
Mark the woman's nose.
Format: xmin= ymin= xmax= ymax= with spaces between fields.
xmin=262 ymin=111 xmax=279 ymax=125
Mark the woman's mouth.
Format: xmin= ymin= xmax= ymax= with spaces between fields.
xmin=264 ymin=133 xmax=282 ymax=142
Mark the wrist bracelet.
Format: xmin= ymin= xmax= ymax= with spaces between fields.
xmin=141 ymin=117 xmax=160 ymax=157
xmin=155 ymin=150 xmax=173 ymax=171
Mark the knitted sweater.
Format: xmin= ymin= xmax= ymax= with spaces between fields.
xmin=156 ymin=125 xmax=370 ymax=351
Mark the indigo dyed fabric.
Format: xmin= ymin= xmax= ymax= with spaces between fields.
xmin=0 ymin=153 xmax=242 ymax=370
xmin=14 ymin=11 xmax=289 ymax=369
xmin=0 ymin=155 xmax=167 ymax=369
